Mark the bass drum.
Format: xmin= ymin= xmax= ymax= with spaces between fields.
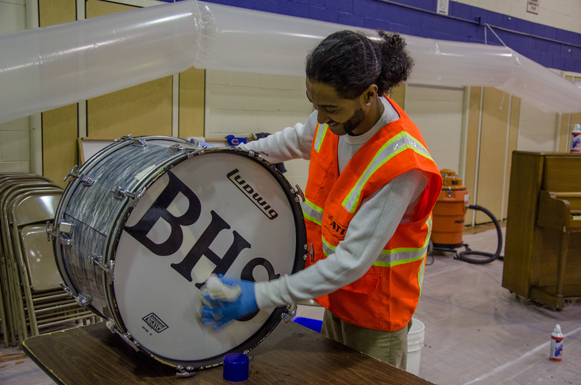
xmin=52 ymin=135 xmax=306 ymax=371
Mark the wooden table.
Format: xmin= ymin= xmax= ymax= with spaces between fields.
xmin=23 ymin=321 xmax=434 ymax=385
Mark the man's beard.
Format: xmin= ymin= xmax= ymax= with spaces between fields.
xmin=341 ymin=106 xmax=366 ymax=135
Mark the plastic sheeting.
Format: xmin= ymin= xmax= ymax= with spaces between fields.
xmin=0 ymin=0 xmax=580 ymax=125
xmin=0 ymin=1 xmax=200 ymax=124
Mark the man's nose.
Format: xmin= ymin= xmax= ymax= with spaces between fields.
xmin=316 ymin=109 xmax=329 ymax=124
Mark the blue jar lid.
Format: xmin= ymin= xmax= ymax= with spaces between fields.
xmin=223 ymin=353 xmax=249 ymax=382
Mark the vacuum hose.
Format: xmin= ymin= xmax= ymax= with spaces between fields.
xmin=455 ymin=205 xmax=503 ymax=264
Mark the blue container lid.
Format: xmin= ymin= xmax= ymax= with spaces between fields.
xmin=292 ymin=317 xmax=323 ymax=333
xmin=223 ymin=353 xmax=249 ymax=382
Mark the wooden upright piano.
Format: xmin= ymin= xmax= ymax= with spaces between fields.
xmin=503 ymin=151 xmax=581 ymax=310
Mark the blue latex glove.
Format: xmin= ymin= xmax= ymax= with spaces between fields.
xmin=201 ymin=276 xmax=258 ymax=330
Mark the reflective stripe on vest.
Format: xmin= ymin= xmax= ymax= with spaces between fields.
xmin=418 ymin=258 xmax=426 ymax=297
xmin=321 ymin=217 xmax=432 ymax=265
xmin=314 ymin=123 xmax=328 ymax=153
xmin=373 ymin=217 xmax=432 ymax=268
xmin=343 ymin=131 xmax=435 ymax=213
xmin=322 ymin=237 xmax=335 ymax=257
xmin=302 ymin=198 xmax=323 ymax=226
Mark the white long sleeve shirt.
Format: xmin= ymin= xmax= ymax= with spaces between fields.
xmin=241 ymin=97 xmax=430 ymax=310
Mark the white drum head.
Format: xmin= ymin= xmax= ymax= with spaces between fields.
xmin=114 ymin=151 xmax=298 ymax=364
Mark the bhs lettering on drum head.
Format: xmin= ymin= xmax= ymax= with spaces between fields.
xmin=124 ymin=171 xmax=280 ymax=294
xmin=227 ymin=169 xmax=278 ymax=220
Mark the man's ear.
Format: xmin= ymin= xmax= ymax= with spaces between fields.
xmin=362 ymin=84 xmax=379 ymax=105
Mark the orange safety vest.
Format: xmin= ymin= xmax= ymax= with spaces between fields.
xmin=302 ymin=97 xmax=442 ymax=331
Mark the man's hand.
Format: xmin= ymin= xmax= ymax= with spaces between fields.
xmin=201 ymin=275 xmax=258 ymax=330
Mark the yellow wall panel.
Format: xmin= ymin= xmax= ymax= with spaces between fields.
xmin=42 ymin=105 xmax=78 ymax=187
xmin=503 ymin=96 xmax=520 ymax=220
xmin=475 ymin=87 xmax=510 ymax=224
xmin=85 ymin=0 xmax=173 ymax=139
xmin=179 ymin=67 xmax=205 ymax=139
xmin=86 ymin=0 xmax=133 ymax=16
xmin=39 ymin=0 xmax=77 ymax=185
xmin=39 ymin=0 xmax=76 ymax=27
xmin=390 ymin=83 xmax=406 ymax=110
xmin=87 ymin=78 xmax=173 ymax=138
xmin=464 ymin=86 xmax=481 ymax=225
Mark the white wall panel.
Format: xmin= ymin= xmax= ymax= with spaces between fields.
xmin=405 ymin=85 xmax=465 ymax=173
xmin=0 ymin=0 xmax=26 ymax=34
xmin=205 ymin=70 xmax=312 ymax=189
xmin=517 ymin=100 xmax=558 ymax=152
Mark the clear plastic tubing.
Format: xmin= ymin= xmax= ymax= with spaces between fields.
xmin=0 ymin=1 xmax=200 ymax=124
xmin=1 ymin=0 xmax=580 ymax=125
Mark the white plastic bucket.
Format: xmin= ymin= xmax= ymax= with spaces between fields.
xmin=406 ymin=318 xmax=425 ymax=376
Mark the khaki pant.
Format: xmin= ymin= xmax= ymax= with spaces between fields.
xmin=320 ymin=310 xmax=412 ymax=370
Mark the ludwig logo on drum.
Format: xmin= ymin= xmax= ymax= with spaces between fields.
xmin=227 ymin=169 xmax=278 ymax=220
xmin=142 ymin=313 xmax=169 ymax=333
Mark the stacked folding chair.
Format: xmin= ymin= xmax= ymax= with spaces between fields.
xmin=0 ymin=173 xmax=97 ymax=348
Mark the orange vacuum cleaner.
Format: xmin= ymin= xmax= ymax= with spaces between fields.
xmin=430 ymin=169 xmax=503 ymax=264
xmin=431 ymin=169 xmax=468 ymax=249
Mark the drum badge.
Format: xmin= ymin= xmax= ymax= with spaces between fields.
xmin=142 ymin=313 xmax=169 ymax=333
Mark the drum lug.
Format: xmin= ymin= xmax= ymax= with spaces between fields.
xmin=79 ymin=175 xmax=95 ymax=186
xmin=282 ymin=304 xmax=297 ymax=323
xmin=53 ymin=221 xmax=74 ymax=246
xmin=112 ymin=186 xmax=146 ymax=202
xmin=175 ymin=366 xmax=196 ymax=378
xmin=304 ymin=243 xmax=314 ymax=262
xmin=60 ymin=282 xmax=92 ymax=307
xmin=106 ymin=319 xmax=141 ymax=352
xmin=133 ymin=139 xmax=148 ymax=148
xmin=168 ymin=144 xmax=184 ymax=154
xmin=291 ymin=184 xmax=305 ymax=202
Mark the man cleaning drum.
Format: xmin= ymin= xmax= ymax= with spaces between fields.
xmin=201 ymin=29 xmax=442 ymax=369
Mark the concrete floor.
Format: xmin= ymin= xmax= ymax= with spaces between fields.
xmin=2 ymin=226 xmax=580 ymax=384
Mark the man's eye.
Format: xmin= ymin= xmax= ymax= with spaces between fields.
xmin=326 ymin=109 xmax=337 ymax=114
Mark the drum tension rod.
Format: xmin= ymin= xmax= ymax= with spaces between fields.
xmin=291 ymin=184 xmax=305 ymax=202
xmin=90 ymin=253 xmax=113 ymax=275
xmin=112 ymin=186 xmax=146 ymax=202
xmin=63 ymin=165 xmax=95 ymax=186
xmin=175 ymin=366 xmax=196 ymax=378
xmin=283 ymin=304 xmax=297 ymax=322
xmin=60 ymin=282 xmax=92 ymax=307
xmin=117 ymin=135 xmax=148 ymax=148
xmin=106 ymin=319 xmax=142 ymax=352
